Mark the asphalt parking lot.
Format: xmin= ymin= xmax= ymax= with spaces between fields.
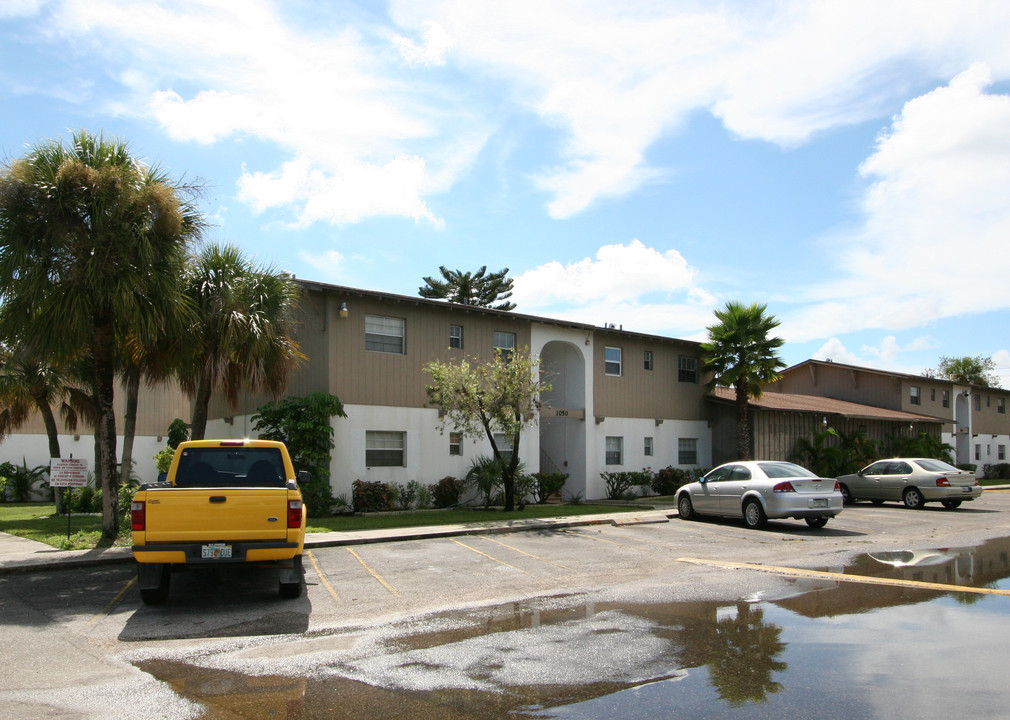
xmin=2 ymin=491 xmax=1010 ymax=719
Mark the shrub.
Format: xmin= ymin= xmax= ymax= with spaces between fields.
xmin=2 ymin=459 xmax=47 ymax=502
xmin=409 ymin=480 xmax=431 ymax=510
xmin=602 ymin=471 xmax=634 ymax=500
xmin=153 ymin=447 xmax=175 ymax=475
xmin=983 ymin=463 xmax=1010 ymax=480
xmin=652 ymin=466 xmax=689 ymax=496
xmin=389 ymin=481 xmax=418 ymax=511
xmin=167 ymin=418 xmax=189 ymax=449
xmin=957 ymin=464 xmax=977 ymax=474
xmin=513 ymin=474 xmax=538 ymax=507
xmin=532 ymin=472 xmax=568 ymax=503
xmin=352 ymin=479 xmax=391 ymax=513
xmin=465 ymin=456 xmax=504 ymax=508
xmin=300 ymin=476 xmax=337 ymax=517
xmin=430 ymin=476 xmax=464 ymax=508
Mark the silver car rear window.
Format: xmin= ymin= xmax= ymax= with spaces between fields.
xmin=757 ymin=462 xmax=815 ymax=479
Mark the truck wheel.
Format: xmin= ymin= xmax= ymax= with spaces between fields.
xmin=279 ymin=554 xmax=303 ymax=599
xmin=139 ymin=564 xmax=171 ymax=605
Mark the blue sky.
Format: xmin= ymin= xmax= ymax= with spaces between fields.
xmin=3 ymin=0 xmax=1010 ymax=385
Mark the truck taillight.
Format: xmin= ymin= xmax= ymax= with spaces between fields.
xmin=288 ymin=499 xmax=303 ymax=529
xmin=131 ymin=501 xmax=146 ymax=531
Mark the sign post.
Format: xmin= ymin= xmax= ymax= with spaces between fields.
xmin=50 ymin=458 xmax=89 ymax=540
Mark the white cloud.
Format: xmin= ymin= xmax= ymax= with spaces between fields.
xmin=297 ymin=249 xmax=347 ymax=280
xmin=393 ymin=19 xmax=454 ymax=66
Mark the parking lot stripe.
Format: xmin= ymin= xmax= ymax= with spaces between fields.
xmin=451 ymin=538 xmax=528 ymax=573
xmin=559 ymin=529 xmax=641 ymax=549
xmin=345 ymin=547 xmax=400 ymax=596
xmin=306 ymin=550 xmax=340 ymax=603
xmin=89 ymin=576 xmax=137 ymax=625
xmin=676 ymin=557 xmax=1010 ymax=596
xmin=478 ymin=536 xmax=573 ymax=570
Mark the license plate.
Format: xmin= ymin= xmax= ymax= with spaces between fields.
xmin=811 ymin=499 xmax=829 ymax=508
xmin=202 ymin=543 xmax=232 ymax=559
xmin=963 ymin=487 xmax=972 ymax=493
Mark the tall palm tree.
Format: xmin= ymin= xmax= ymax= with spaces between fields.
xmin=0 ymin=130 xmax=202 ymax=539
xmin=179 ymin=244 xmax=303 ymax=440
xmin=419 ymin=266 xmax=517 ymax=310
xmin=702 ymin=301 xmax=786 ymax=460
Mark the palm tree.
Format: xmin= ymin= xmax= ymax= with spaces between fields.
xmin=0 ymin=130 xmax=202 ymax=538
xmin=702 ymin=301 xmax=785 ymax=460
xmin=178 ymin=244 xmax=304 ymax=440
xmin=419 ymin=266 xmax=517 ymax=310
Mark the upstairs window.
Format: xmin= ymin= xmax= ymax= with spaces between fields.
xmin=909 ymin=386 xmax=920 ymax=406
xmin=365 ymin=315 xmax=405 ymax=354
xmin=999 ymin=398 xmax=1006 ymax=414
xmin=449 ymin=325 xmax=463 ymax=349
xmin=942 ymin=390 xmax=950 ymax=408
xmin=975 ymin=394 xmax=982 ymax=411
xmin=493 ymin=331 xmax=516 ymax=360
xmin=644 ymin=351 xmax=654 ymax=371
xmin=679 ymin=357 xmax=698 ymax=383
xmin=605 ymin=347 xmax=622 ymax=376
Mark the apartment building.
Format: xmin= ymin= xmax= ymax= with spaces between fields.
xmin=767 ymin=360 xmax=1010 ymax=472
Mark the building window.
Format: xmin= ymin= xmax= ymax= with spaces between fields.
xmin=449 ymin=325 xmax=463 ymax=349
xmin=1000 ymin=445 xmax=1006 ymax=461
xmin=942 ymin=390 xmax=950 ymax=408
xmin=999 ymin=398 xmax=1006 ymax=414
xmin=449 ymin=432 xmax=463 ymax=456
xmin=679 ymin=357 xmax=698 ymax=383
xmin=975 ymin=394 xmax=982 ymax=411
xmin=605 ymin=436 xmax=623 ymax=465
xmin=366 ymin=431 xmax=405 ymax=467
xmin=679 ymin=438 xmax=698 ymax=465
xmin=644 ymin=351 xmax=653 ymax=371
xmin=644 ymin=437 xmax=653 ymax=457
xmin=987 ymin=395 xmax=991 ymax=407
xmin=605 ymin=346 xmax=622 ymax=376
xmin=909 ymin=386 xmax=920 ymax=405
xmin=975 ymin=444 xmax=981 ymax=461
xmin=493 ymin=331 xmax=516 ymax=360
xmin=365 ymin=315 xmax=405 ymax=354
xmin=930 ymin=388 xmax=936 ymax=402
xmin=492 ymin=432 xmax=513 ymax=462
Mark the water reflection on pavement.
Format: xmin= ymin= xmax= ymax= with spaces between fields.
xmin=135 ymin=537 xmax=1010 ymax=719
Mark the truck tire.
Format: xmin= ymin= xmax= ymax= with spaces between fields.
xmin=279 ymin=554 xmax=303 ymax=599
xmin=139 ymin=564 xmax=171 ymax=605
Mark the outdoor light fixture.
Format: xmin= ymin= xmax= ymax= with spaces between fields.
xmin=339 ymin=301 xmax=349 ymax=318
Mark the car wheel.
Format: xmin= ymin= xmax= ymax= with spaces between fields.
xmin=678 ymin=494 xmax=695 ymax=520
xmin=743 ymin=499 xmax=767 ymax=529
xmin=839 ymin=483 xmax=855 ymax=505
xmin=139 ymin=564 xmax=171 ymax=605
xmin=941 ymin=499 xmax=962 ymax=509
xmin=279 ymin=555 xmax=304 ymax=599
xmin=903 ymin=487 xmax=926 ymax=510
xmin=805 ymin=517 xmax=829 ymax=529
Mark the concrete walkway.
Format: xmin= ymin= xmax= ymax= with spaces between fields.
xmin=0 ymin=507 xmax=677 ymax=575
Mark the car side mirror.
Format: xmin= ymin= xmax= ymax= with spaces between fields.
xmin=296 ymin=470 xmax=311 ymax=484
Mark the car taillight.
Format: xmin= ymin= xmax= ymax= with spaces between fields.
xmin=131 ymin=501 xmax=146 ymax=531
xmin=773 ymin=482 xmax=796 ymax=493
xmin=288 ymin=499 xmax=303 ymax=528
xmin=834 ymin=481 xmax=841 ymax=491
xmin=936 ymin=477 xmax=950 ymax=487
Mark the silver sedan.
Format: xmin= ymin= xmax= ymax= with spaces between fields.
xmin=836 ymin=458 xmax=982 ymax=509
xmin=676 ymin=461 xmax=843 ymax=529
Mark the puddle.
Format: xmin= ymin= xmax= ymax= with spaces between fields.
xmin=135 ymin=537 xmax=1010 ymax=719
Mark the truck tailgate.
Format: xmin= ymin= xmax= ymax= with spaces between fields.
xmin=142 ymin=488 xmax=292 ymax=543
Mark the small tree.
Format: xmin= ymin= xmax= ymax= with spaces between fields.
xmin=425 ymin=348 xmax=549 ymax=511
xmin=924 ymin=355 xmax=1001 ymax=388
xmin=419 ymin=266 xmax=516 ymax=311
xmin=252 ymin=393 xmax=346 ymax=516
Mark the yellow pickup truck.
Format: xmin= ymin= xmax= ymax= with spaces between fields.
xmin=130 ymin=439 xmax=308 ymax=604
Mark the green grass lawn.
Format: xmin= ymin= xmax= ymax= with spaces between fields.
xmin=0 ymin=502 xmax=641 ymax=550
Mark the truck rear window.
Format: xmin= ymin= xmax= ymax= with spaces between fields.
xmin=174 ymin=447 xmax=287 ymax=488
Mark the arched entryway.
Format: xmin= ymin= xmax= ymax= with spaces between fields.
xmin=539 ymin=340 xmax=587 ymax=500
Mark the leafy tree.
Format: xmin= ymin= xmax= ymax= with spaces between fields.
xmin=179 ymin=243 xmax=304 ymax=440
xmin=167 ymin=418 xmax=189 ymax=449
xmin=419 ymin=265 xmax=517 ymax=310
xmin=252 ymin=392 xmax=346 ymax=516
xmin=0 ymin=130 xmax=201 ymax=539
xmin=702 ymin=301 xmax=785 ymax=460
xmin=425 ymin=347 xmax=549 ymax=510
xmin=924 ymin=355 xmax=1000 ymax=388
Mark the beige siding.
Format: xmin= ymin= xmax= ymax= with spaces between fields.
xmin=593 ymin=332 xmax=707 ymax=421
xmin=776 ymin=363 xmax=903 ymax=410
xmin=973 ymin=389 xmax=1010 ymax=435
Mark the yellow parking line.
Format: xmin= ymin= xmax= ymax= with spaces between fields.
xmin=559 ymin=529 xmax=638 ymax=548
xmin=479 ymin=536 xmax=572 ymax=570
xmin=345 ymin=547 xmax=400 ymax=597
xmin=677 ymin=557 xmax=1010 ymax=596
xmin=450 ymin=538 xmax=528 ymax=574
xmin=306 ymin=550 xmax=340 ymax=603
xmin=89 ymin=576 xmax=137 ymax=625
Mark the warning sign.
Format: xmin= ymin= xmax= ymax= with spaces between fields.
xmin=49 ymin=458 xmax=89 ymax=487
